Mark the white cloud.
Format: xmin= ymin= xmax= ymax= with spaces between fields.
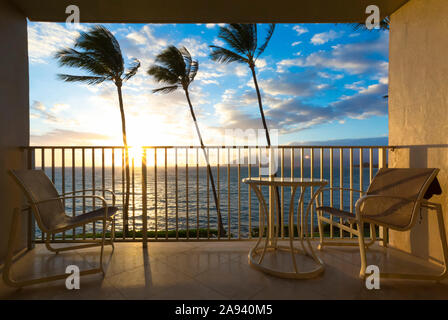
xmin=213 ymin=38 xmax=225 ymax=47
xmin=277 ymin=33 xmax=389 ymax=76
xmin=259 ymin=71 xmax=318 ymax=97
xmin=293 ymin=25 xmax=308 ymax=36
xmin=205 ymin=23 xmax=225 ymax=29
xmin=51 ymin=103 xmax=70 ymax=113
xmin=178 ymin=38 xmax=209 ymax=57
xmin=28 ymin=22 xmax=86 ymax=64
xmin=291 ymin=41 xmax=302 ymax=46
xmin=311 ymin=30 xmax=342 ymax=45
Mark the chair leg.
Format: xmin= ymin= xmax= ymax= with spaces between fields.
xmin=317 ymin=216 xmax=376 ymax=250
xmin=3 ymin=208 xmax=102 ymax=288
xmin=357 ymin=220 xmax=368 ymax=279
xmin=99 ymin=218 xmax=107 ymax=275
xmin=317 ymin=213 xmax=324 ymax=250
xmin=110 ymin=217 xmax=116 ymax=250
xmin=435 ymin=204 xmax=448 ymax=280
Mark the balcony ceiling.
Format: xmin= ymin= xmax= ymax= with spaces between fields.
xmin=9 ymin=0 xmax=409 ymax=23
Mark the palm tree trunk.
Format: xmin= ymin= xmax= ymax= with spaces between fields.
xmin=250 ymin=65 xmax=271 ymax=147
xmin=250 ymin=65 xmax=281 ymax=226
xmin=117 ymin=84 xmax=130 ymax=236
xmin=185 ymin=89 xmax=226 ymax=237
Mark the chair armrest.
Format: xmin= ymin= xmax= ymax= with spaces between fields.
xmin=34 ymin=195 xmax=109 ymax=219
xmin=61 ymin=189 xmax=116 ymax=206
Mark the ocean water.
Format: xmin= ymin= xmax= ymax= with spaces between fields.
xmin=36 ymin=164 xmax=379 ymax=239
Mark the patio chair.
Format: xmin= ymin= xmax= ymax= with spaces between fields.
xmin=3 ymin=169 xmax=118 ymax=288
xmin=314 ymin=168 xmax=448 ymax=280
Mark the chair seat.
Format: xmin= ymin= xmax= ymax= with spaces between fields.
xmin=317 ymin=206 xmax=356 ymax=223
xmin=51 ymin=206 xmax=118 ymax=232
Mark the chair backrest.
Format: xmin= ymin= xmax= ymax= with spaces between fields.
xmin=9 ymin=169 xmax=66 ymax=232
xmin=363 ymin=168 xmax=439 ymax=230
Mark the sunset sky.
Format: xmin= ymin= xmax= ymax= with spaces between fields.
xmin=28 ymin=22 xmax=389 ymax=147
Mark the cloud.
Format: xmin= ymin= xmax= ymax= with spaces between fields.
xmin=28 ymin=22 xmax=86 ymax=64
xmin=31 ymin=129 xmax=112 ymax=146
xmin=122 ymin=24 xmax=168 ymax=67
xmin=277 ymin=33 xmax=388 ymax=76
xmin=259 ymin=71 xmax=318 ymax=97
xmin=310 ymin=30 xmax=343 ymax=45
xmin=331 ymin=82 xmax=388 ymax=119
xmin=215 ymin=80 xmax=388 ymax=135
xmin=30 ymin=100 xmax=74 ymax=124
xmin=293 ymin=25 xmax=308 ymax=36
xmin=344 ymin=81 xmax=365 ymax=91
xmin=317 ymin=72 xmax=344 ymax=80
xmin=265 ymin=82 xmax=387 ymax=134
xmin=51 ymin=103 xmax=70 ymax=113
xmin=213 ymin=38 xmax=225 ymax=47
xmin=291 ymin=41 xmax=302 ymax=46
xmin=205 ymin=23 xmax=225 ymax=29
xmin=178 ymin=37 xmax=209 ymax=57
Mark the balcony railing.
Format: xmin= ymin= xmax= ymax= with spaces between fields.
xmin=23 ymin=145 xmax=390 ymax=244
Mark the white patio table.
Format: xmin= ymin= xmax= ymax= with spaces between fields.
xmin=242 ymin=177 xmax=328 ymax=279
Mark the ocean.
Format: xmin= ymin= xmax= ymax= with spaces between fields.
xmin=36 ymin=165 xmax=379 ymax=239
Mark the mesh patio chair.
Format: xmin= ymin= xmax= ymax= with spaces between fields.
xmin=314 ymin=168 xmax=448 ymax=280
xmin=3 ymin=169 xmax=118 ymax=287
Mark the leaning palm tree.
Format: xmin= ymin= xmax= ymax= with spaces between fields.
xmin=147 ymin=46 xmax=225 ymax=237
xmin=209 ymin=24 xmax=281 ymax=216
xmin=54 ymin=25 xmax=140 ymax=236
xmin=209 ymin=24 xmax=275 ymax=146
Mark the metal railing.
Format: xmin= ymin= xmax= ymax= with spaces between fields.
xmin=23 ymin=145 xmax=390 ymax=243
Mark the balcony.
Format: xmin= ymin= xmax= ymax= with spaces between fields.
xmin=3 ymin=145 xmax=448 ymax=299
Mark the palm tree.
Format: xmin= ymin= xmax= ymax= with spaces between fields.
xmin=209 ymin=24 xmax=281 ymax=216
xmin=147 ymin=46 xmax=225 ymax=237
xmin=54 ymin=25 xmax=140 ymax=236
xmin=209 ymin=24 xmax=275 ymax=146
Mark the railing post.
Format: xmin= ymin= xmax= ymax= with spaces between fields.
xmin=268 ymin=147 xmax=276 ymax=244
xmin=26 ymin=148 xmax=35 ymax=250
xmin=378 ymin=147 xmax=389 ymax=247
xmin=142 ymin=148 xmax=148 ymax=247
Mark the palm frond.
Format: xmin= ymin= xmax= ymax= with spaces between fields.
xmin=179 ymin=46 xmax=193 ymax=78
xmin=154 ymin=46 xmax=186 ymax=79
xmin=256 ymin=24 xmax=275 ymax=59
xmin=147 ymin=65 xmax=179 ymax=85
xmin=75 ymin=25 xmax=124 ymax=76
xmin=237 ymin=24 xmax=257 ymax=56
xmin=54 ymin=48 xmax=112 ymax=77
xmin=57 ymin=74 xmax=107 ymax=85
xmin=209 ymin=46 xmax=248 ymax=64
xmin=152 ymin=85 xmax=180 ymax=94
xmin=123 ymin=58 xmax=141 ymax=81
xmin=216 ymin=25 xmax=247 ymax=56
xmin=189 ymin=60 xmax=199 ymax=82
xmin=54 ymin=25 xmax=126 ymax=86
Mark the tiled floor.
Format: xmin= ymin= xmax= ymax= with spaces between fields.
xmin=1 ymin=241 xmax=447 ymax=300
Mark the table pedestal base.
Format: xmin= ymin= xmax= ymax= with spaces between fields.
xmin=248 ymin=244 xmax=324 ymax=279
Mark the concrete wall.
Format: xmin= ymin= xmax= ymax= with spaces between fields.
xmin=389 ymin=0 xmax=448 ymax=264
xmin=0 ymin=1 xmax=30 ymax=264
